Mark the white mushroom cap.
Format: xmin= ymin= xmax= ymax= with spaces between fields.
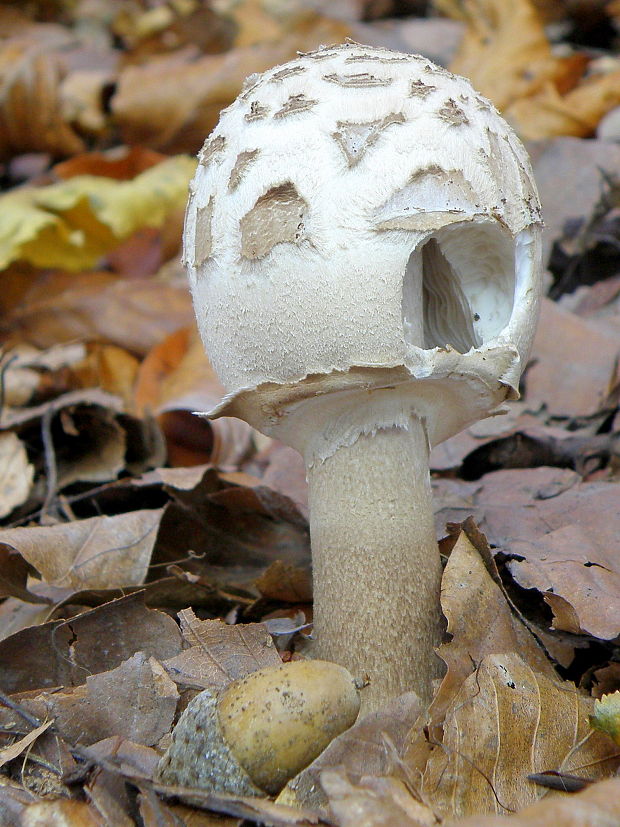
xmin=184 ymin=43 xmax=543 ymax=464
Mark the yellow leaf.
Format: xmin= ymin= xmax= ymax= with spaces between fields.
xmin=590 ymin=691 xmax=620 ymax=747
xmin=0 ymin=155 xmax=196 ymax=271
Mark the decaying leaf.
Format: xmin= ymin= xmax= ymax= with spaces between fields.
xmin=0 ymin=718 xmax=53 ymax=770
xmin=28 ymin=652 xmax=178 ymax=747
xmin=279 ymin=692 xmax=423 ymax=813
xmin=505 ymin=523 xmax=620 ymax=640
xmin=0 ymin=34 xmax=86 ymax=160
xmin=0 ymin=269 xmax=194 ymax=354
xmin=134 ymin=326 xmax=254 ymax=468
xmin=0 ymin=508 xmax=164 ymax=591
xmin=320 ymin=770 xmax=438 ymax=827
xmin=453 ymin=776 xmax=620 ymax=826
xmin=0 ymin=432 xmax=34 ymax=518
xmin=0 ymin=155 xmax=196 ymax=270
xmin=442 ymin=0 xmax=620 ymax=138
xmin=112 ymin=16 xmax=351 ymax=153
xmin=164 ymin=612 xmax=281 ymax=690
xmin=527 ymin=298 xmax=620 ymax=417
xmin=415 ymin=529 xmax=554 ymax=739
xmin=421 ymin=653 xmax=619 ymax=819
xmin=0 ymin=592 xmax=182 ymax=693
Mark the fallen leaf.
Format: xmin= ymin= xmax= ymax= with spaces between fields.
xmin=0 ymin=269 xmax=194 ymax=355
xmin=526 ymin=298 xmax=620 ymax=416
xmin=20 ymin=799 xmax=107 ymax=826
xmin=0 ymin=547 xmax=37 ymax=603
xmin=590 ymin=691 xmax=620 ymax=746
xmin=256 ymin=443 xmax=309 ymax=519
xmin=506 ymin=69 xmax=620 ymax=140
xmin=0 ymin=592 xmax=182 ymax=693
xmin=150 ymin=782 xmax=323 ymax=826
xmin=53 ymin=146 xmax=167 ymax=180
xmin=31 ymin=652 xmax=178 ymax=747
xmin=505 ymin=524 xmax=620 ymax=639
xmin=450 ymin=775 xmax=620 ymax=826
xmin=135 ymin=326 xmax=254 ymax=468
xmin=0 ymin=35 xmax=85 ymax=160
xmin=419 ymin=529 xmax=555 ymax=735
xmin=0 ymin=598 xmax=51 ymax=641
xmin=0 ymin=155 xmax=195 ymax=270
xmin=70 ymin=343 xmax=140 ymax=412
xmin=139 ymin=788 xmax=243 ymax=826
xmin=320 ymin=770 xmax=437 ymax=827
xmin=0 ymin=719 xmax=53 ymax=769
xmin=112 ymin=16 xmax=351 ymax=153
xmin=280 ymin=692 xmax=423 ymax=813
xmin=441 ymin=0 xmax=557 ymax=109
xmin=442 ymin=0 xmax=620 ymax=139
xmin=530 ymin=137 xmax=620 ymax=266
xmin=164 ymin=612 xmax=281 ymax=690
xmin=255 ymin=561 xmax=312 ymax=604
xmin=421 ymin=653 xmax=620 ymax=819
xmin=155 ymin=467 xmax=310 ymax=592
xmin=0 ymin=508 xmax=164 ymax=590
xmin=0 ymin=432 xmax=34 ymax=517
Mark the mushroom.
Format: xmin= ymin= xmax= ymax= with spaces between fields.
xmin=184 ymin=44 xmax=543 ymax=711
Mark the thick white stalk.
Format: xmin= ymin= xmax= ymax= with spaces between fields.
xmin=306 ymin=417 xmax=443 ymax=712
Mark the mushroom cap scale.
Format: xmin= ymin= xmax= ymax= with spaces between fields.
xmin=185 ymin=43 xmax=543 ymax=460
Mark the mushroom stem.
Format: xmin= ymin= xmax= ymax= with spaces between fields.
xmin=306 ymin=415 xmax=444 ymax=712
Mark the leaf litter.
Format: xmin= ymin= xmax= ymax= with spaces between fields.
xmin=1 ymin=0 xmax=620 ymax=824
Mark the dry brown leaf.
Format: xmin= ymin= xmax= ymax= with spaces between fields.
xmin=21 ymin=799 xmax=108 ymax=826
xmin=0 ymin=341 xmax=87 ymax=407
xmin=0 ymin=269 xmax=194 ymax=355
xmin=0 ymin=508 xmax=164 ymax=591
xmin=139 ymin=787 xmax=243 ymax=826
xmin=525 ymin=299 xmax=620 ymax=416
xmin=416 ymin=531 xmax=554 ymax=738
xmin=255 ymin=561 xmax=312 ymax=603
xmin=156 ymin=467 xmax=310 ymax=593
xmin=280 ymin=692 xmax=423 ymax=813
xmin=164 ymin=611 xmax=281 ymax=690
xmin=0 ymin=35 xmax=85 ymax=160
xmin=70 ymin=343 xmax=140 ymax=411
xmin=135 ymin=326 xmax=254 ymax=468
xmin=0 ymin=776 xmax=38 ymax=822
xmin=434 ymin=469 xmax=620 ymax=576
xmin=421 ymin=653 xmax=619 ymax=820
xmin=0 ymin=719 xmax=53 ymax=769
xmin=451 ymin=776 xmax=620 ymax=825
xmin=149 ymin=783 xmax=323 ymax=826
xmin=441 ymin=0 xmax=557 ymax=109
xmin=0 ymin=546 xmax=38 ymax=603
xmin=257 ymin=443 xmax=309 ymax=519
xmin=0 ymin=432 xmax=34 ymax=518
xmin=443 ymin=0 xmax=620 ymax=138
xmin=112 ymin=15 xmax=351 ymax=154
xmin=0 ymin=598 xmax=51 ymax=642
xmin=53 ymin=146 xmax=167 ymax=181
xmin=321 ymin=770 xmax=438 ymax=827
xmin=0 ymin=592 xmax=182 ymax=693
xmin=506 ymin=70 xmax=620 ymax=140
xmin=506 ymin=524 xmax=620 ymax=639
xmin=32 ymin=652 xmax=178 ymax=747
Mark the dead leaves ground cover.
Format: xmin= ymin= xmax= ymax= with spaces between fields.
xmin=1 ymin=0 xmax=620 ymax=824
